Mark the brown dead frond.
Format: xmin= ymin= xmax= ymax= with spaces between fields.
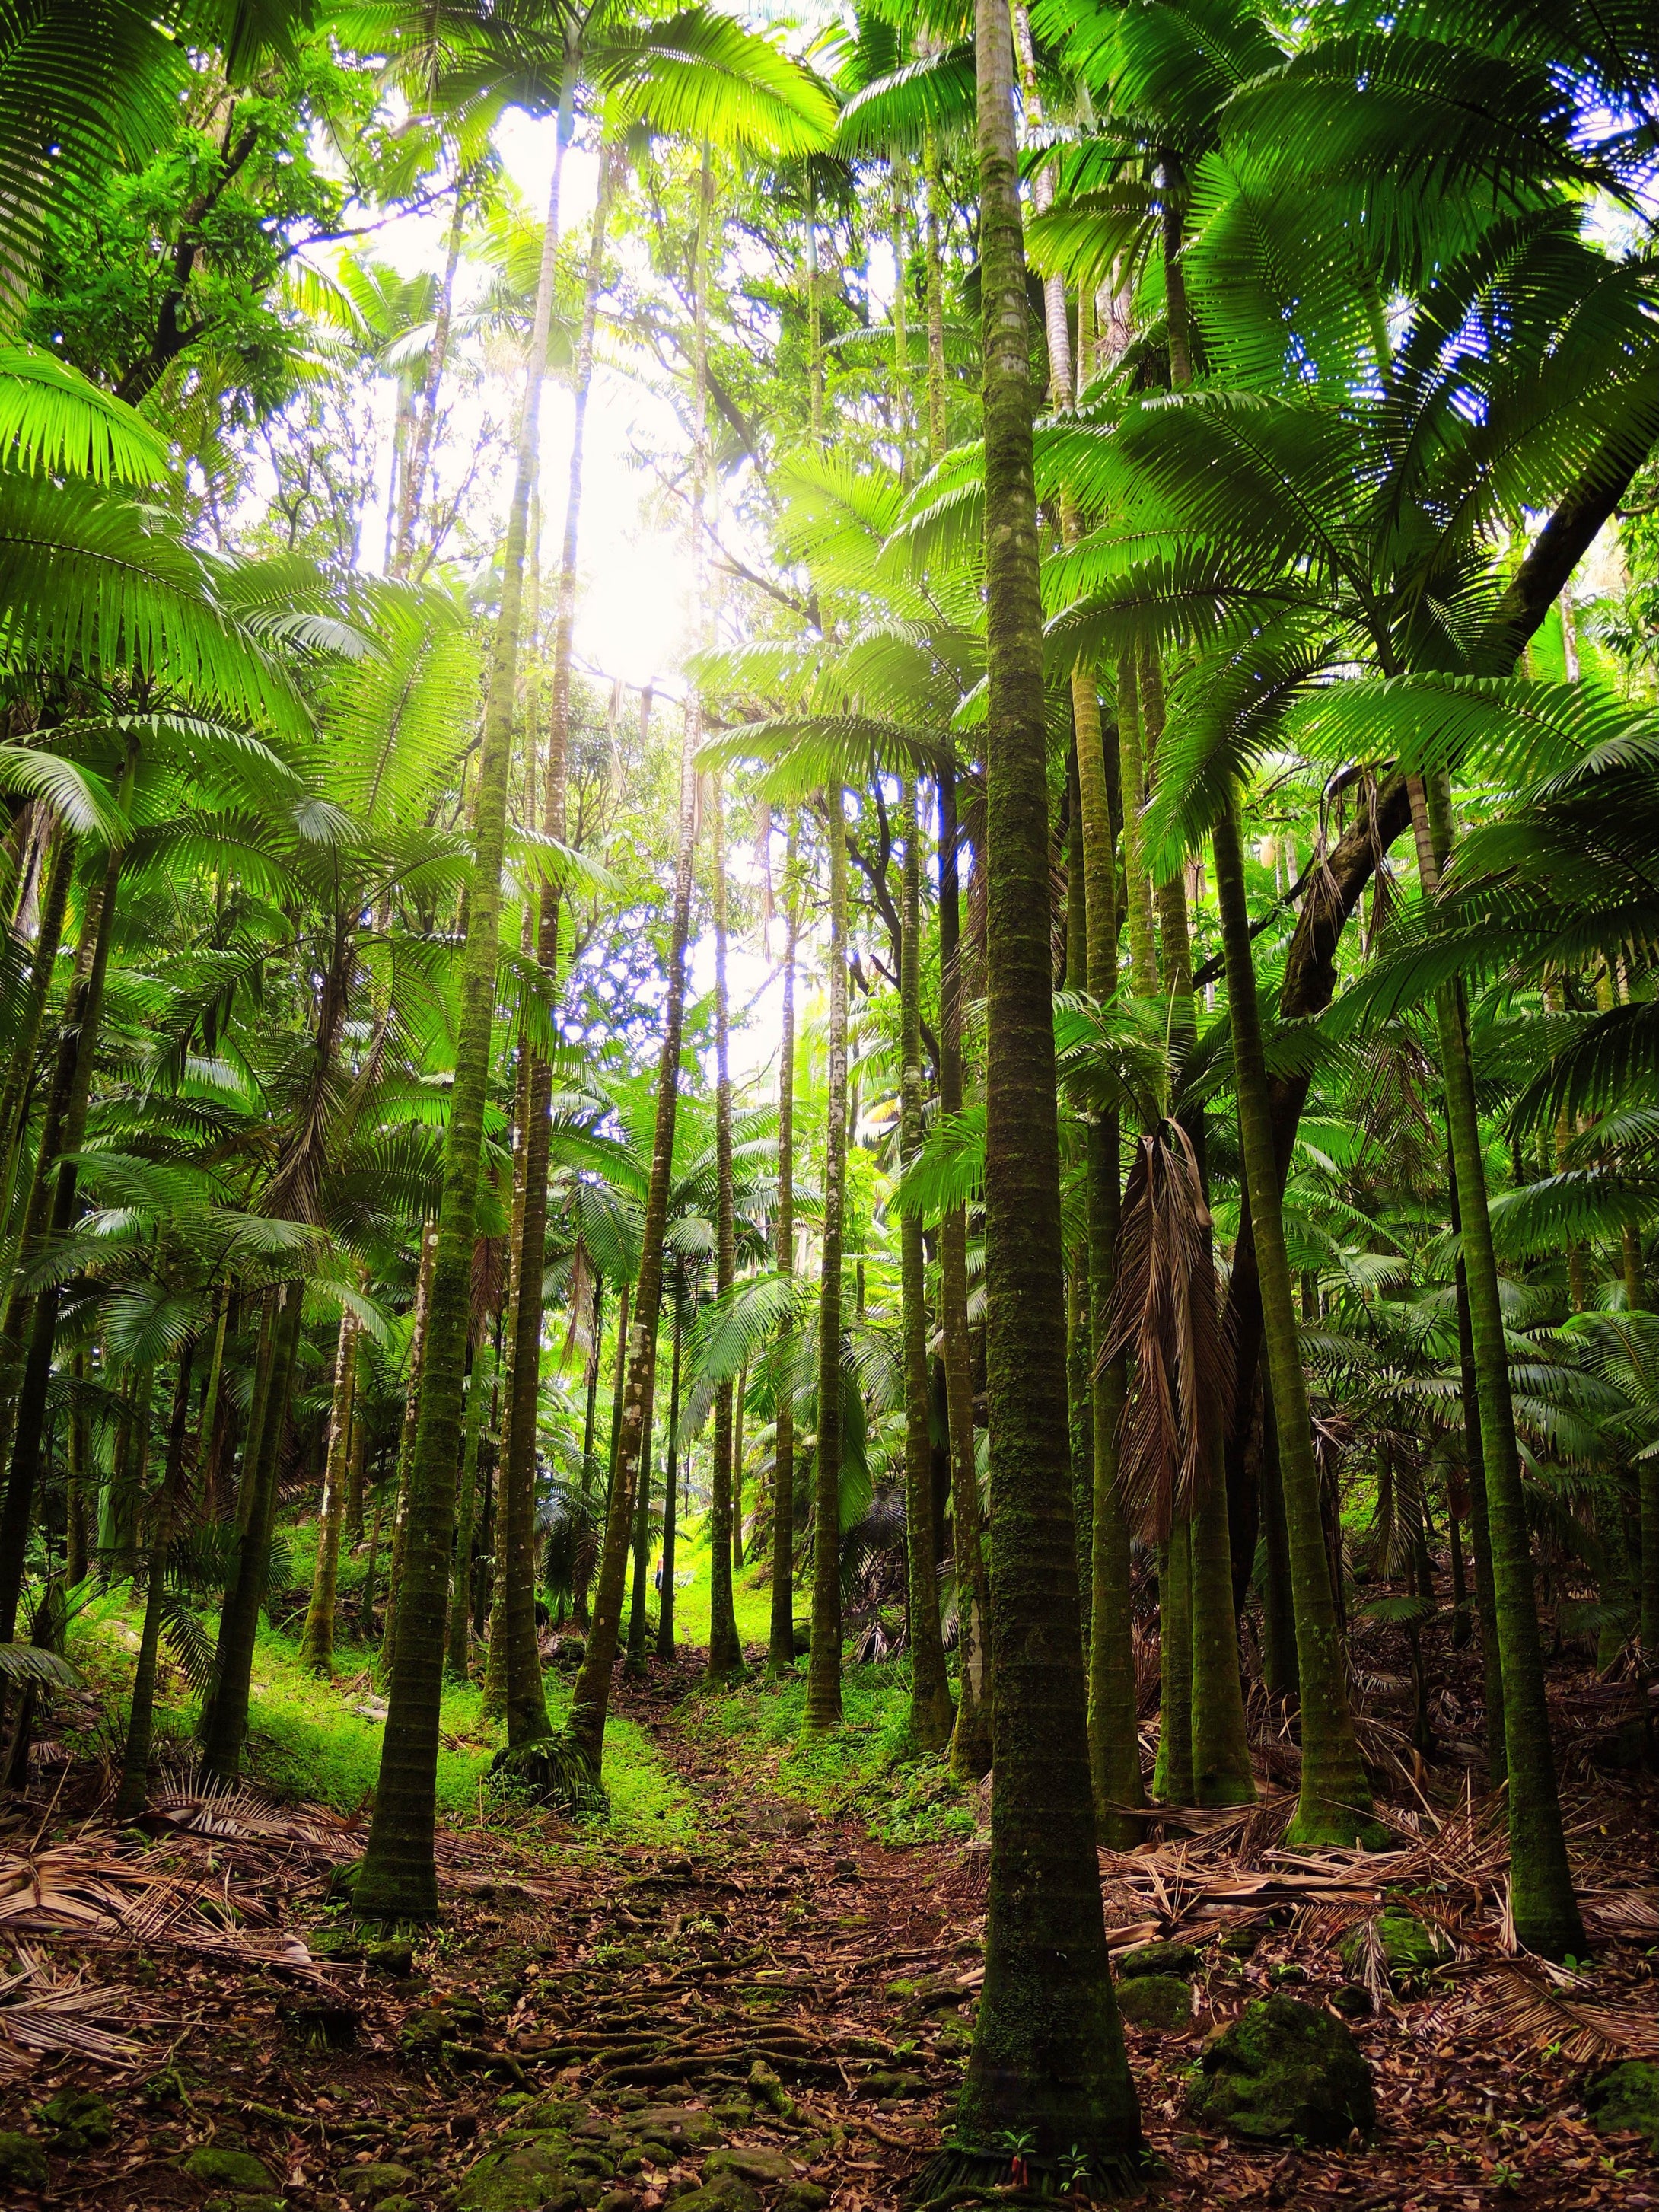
xmin=1436 ymin=1960 xmax=1659 ymax=2064
xmin=0 ymin=1943 xmax=154 ymax=2076
xmin=1104 ymin=1124 xmax=1232 ymax=1541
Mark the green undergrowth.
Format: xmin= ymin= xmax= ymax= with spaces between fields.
xmin=62 ymin=1581 xmax=696 ymax=1848
xmin=679 ymin=1659 xmax=976 ymax=1847
xmin=656 ymin=1516 xmax=775 ymax=1653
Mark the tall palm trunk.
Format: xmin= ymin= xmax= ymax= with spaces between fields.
xmin=805 ymin=800 xmax=850 ymax=1735
xmin=950 ymin=0 xmax=1142 ymax=2182
xmin=1450 ymin=1162 xmax=1505 ymax=1780
xmin=900 ymin=776 xmax=953 ymax=1748
xmin=707 ymin=770 xmax=744 ymax=1681
xmin=657 ymin=1269 xmax=685 ymax=1662
xmin=202 ymin=1280 xmax=304 ymax=1783
xmin=1408 ymin=774 xmax=1582 ymax=1959
xmin=1151 ymin=1525 xmax=1193 ymax=1801
xmin=299 ymin=1309 xmax=358 ymax=1675
xmin=1212 ymin=798 xmax=1377 ymax=1846
xmin=768 ymin=829 xmax=799 ymax=1675
xmin=449 ymin=1341 xmax=491 ymax=1676
xmin=566 ymin=709 xmax=699 ymax=1775
xmin=354 ymin=115 xmax=571 ymax=1922
xmin=116 ymin=1347 xmax=194 ymax=1818
xmin=381 ymin=1221 xmax=437 ymax=1681
xmin=626 ymin=1337 xmax=655 ymax=1670
xmin=575 ymin=1280 xmax=603 ymax=1627
xmin=940 ymin=767 xmax=992 ymax=1780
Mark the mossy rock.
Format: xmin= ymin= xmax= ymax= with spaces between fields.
xmin=634 ymin=2106 xmax=722 ymax=2149
xmin=1216 ymin=1924 xmax=1262 ymax=1959
xmin=38 ymin=2088 xmax=115 ymax=2153
xmin=1186 ymin=1994 xmax=1374 ymax=2145
xmin=1116 ymin=1973 xmax=1192 ymax=2033
xmin=0 ymin=2131 xmax=48 ymax=2191
xmin=778 ymin=2189 xmax=830 ymax=2212
xmin=706 ymin=2147 xmax=797 ymax=2184
xmin=1586 ymin=2061 xmax=1659 ymax=2150
xmin=1338 ymin=1911 xmax=1451 ymax=1992
xmin=1331 ymin=1984 xmax=1372 ymax=2019
xmin=307 ymin=1928 xmax=365 ymax=1964
xmin=349 ymin=2163 xmax=418 ymax=2199
xmin=658 ymin=2179 xmax=761 ymax=2212
xmin=1119 ymin=1941 xmax=1201 ymax=1979
xmin=184 ymin=2146 xmax=279 ymax=2192
xmin=365 ymin=1938 xmax=415 ymax=1977
xmin=453 ymin=2137 xmax=581 ymax=2211
xmin=204 ymin=2196 xmax=285 ymax=2212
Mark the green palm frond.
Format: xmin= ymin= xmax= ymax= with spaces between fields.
xmin=0 ymin=345 xmax=169 ymax=480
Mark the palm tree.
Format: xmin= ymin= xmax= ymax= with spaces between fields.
xmin=944 ymin=0 xmax=1142 ymax=2185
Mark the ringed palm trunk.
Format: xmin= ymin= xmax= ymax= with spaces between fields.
xmin=299 ymin=1309 xmax=358 ymax=1676
xmin=1409 ymin=774 xmax=1583 ymax=1959
xmin=575 ymin=1280 xmax=603 ymax=1627
xmin=354 ymin=121 xmax=569 ymax=1923
xmin=950 ymin=0 xmax=1142 ymax=2179
xmin=1151 ymin=1525 xmax=1193 ymax=1802
xmin=381 ymin=1221 xmax=438 ymax=1681
xmin=768 ymin=829 xmax=799 ymax=1675
xmin=1068 ymin=620 xmax=1142 ymax=1844
xmin=115 ymin=1347 xmax=193 ymax=1819
xmin=804 ymin=798 xmax=849 ymax=1735
xmin=1450 ymin=1161 xmax=1505 ymax=1781
xmin=706 ymin=773 xmax=744 ymax=1681
xmin=1212 ymin=798 xmax=1377 ymax=1847
xmin=940 ymin=767 xmax=992 ymax=1780
xmin=626 ymin=1312 xmax=656 ymax=1672
xmin=202 ymin=1280 xmax=304 ymax=1783
xmin=566 ymin=709 xmax=699 ymax=1777
xmin=900 ymin=776 xmax=953 ymax=1749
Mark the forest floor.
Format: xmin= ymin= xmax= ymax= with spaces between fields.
xmin=0 ymin=1618 xmax=1655 ymax=2212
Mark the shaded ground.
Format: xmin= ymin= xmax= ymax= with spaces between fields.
xmin=0 ymin=1637 xmax=1654 ymax=2212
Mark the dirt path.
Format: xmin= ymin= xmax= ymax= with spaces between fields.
xmin=0 ymin=1655 xmax=1654 ymax=2212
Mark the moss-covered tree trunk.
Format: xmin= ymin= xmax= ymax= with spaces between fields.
xmin=448 ymin=1341 xmax=490 ymax=1676
xmin=1212 ymin=798 xmax=1377 ymax=1846
xmin=115 ymin=1346 xmax=193 ymax=1819
xmin=1409 ymin=776 xmax=1582 ymax=1958
xmin=575 ymin=1280 xmax=603 ymax=1628
xmin=951 ymin=0 xmax=1142 ymax=2179
xmin=769 ymin=830 xmax=799 ymax=1675
xmin=381 ymin=1220 xmax=437 ymax=1684
xmin=0 ymin=822 xmax=73 ymax=1232
xmin=1151 ymin=1526 xmax=1193 ymax=1802
xmin=299 ymin=1308 xmax=358 ymax=1676
xmin=1258 ymin=1376 xmax=1299 ymax=1702
xmin=805 ymin=800 xmax=849 ymax=1735
xmin=353 ymin=126 xmax=569 ymax=1922
xmin=707 ymin=772 xmax=744 ymax=1682
xmin=900 ymin=776 xmax=954 ymax=1748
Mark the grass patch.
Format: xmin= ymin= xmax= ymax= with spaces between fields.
xmin=679 ymin=1659 xmax=976 ymax=1847
xmin=65 ymin=1578 xmax=697 ymax=1848
xmin=658 ymin=1516 xmax=775 ymax=1653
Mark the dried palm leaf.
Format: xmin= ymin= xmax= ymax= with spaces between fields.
xmin=1441 ymin=1961 xmax=1659 ymax=2064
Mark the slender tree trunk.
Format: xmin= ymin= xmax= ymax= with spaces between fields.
xmin=382 ymin=1221 xmax=438 ymax=1681
xmin=626 ymin=1325 xmax=655 ymax=1670
xmin=1151 ymin=1528 xmax=1193 ymax=1801
xmin=1116 ymin=649 xmax=1157 ymax=998
xmin=657 ymin=1272 xmax=683 ymax=1663
xmin=202 ymin=1281 xmax=304 ymax=1783
xmin=707 ymin=767 xmax=744 ymax=1681
xmin=900 ymin=777 xmax=954 ymax=1748
xmin=940 ymin=770 xmax=992 ymax=1780
xmin=354 ymin=120 xmax=571 ymax=1922
xmin=1192 ymin=1449 xmax=1255 ymax=1803
xmin=1409 ymin=774 xmax=1582 ymax=1957
xmin=575 ymin=1280 xmax=603 ymax=1628
xmin=1212 ymin=798 xmax=1377 ymax=1846
xmin=393 ymin=171 xmax=467 ymax=578
xmin=951 ymin=0 xmax=1142 ymax=2179
xmin=299 ymin=1309 xmax=358 ymax=1675
xmin=116 ymin=1347 xmax=193 ymax=1819
xmin=65 ymin=1350 xmax=88 ymax=1585
xmin=732 ymin=1362 xmax=746 ymax=1573
xmin=1258 ymin=1375 xmax=1299 ymax=1700
xmin=804 ymin=800 xmax=849 ymax=1735
xmin=565 ymin=699 xmax=699 ymax=1777
xmin=448 ymin=1342 xmax=490 ymax=1675
xmin=769 ymin=831 xmax=799 ymax=1675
